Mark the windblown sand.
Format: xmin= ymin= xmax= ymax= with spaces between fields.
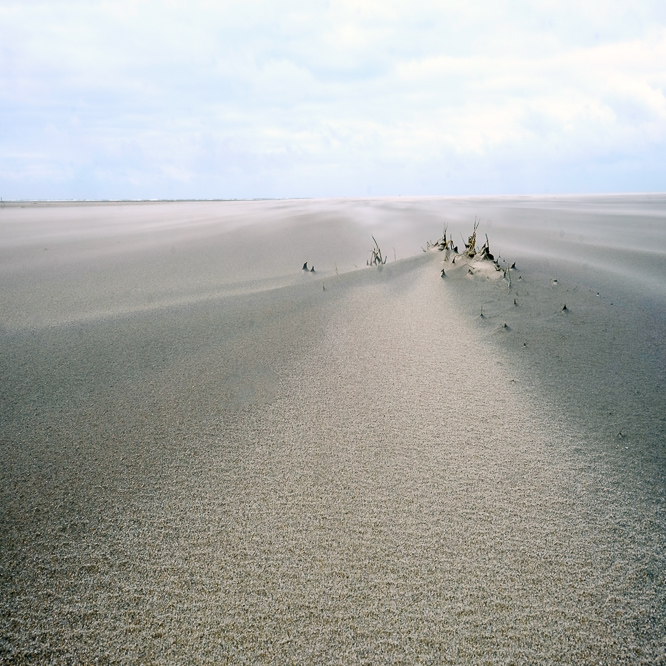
xmin=1 ymin=197 xmax=665 ymax=663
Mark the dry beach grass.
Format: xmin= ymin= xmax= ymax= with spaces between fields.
xmin=1 ymin=197 xmax=665 ymax=663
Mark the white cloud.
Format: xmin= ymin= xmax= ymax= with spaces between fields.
xmin=0 ymin=0 xmax=665 ymax=197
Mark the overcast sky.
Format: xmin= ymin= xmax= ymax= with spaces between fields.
xmin=1 ymin=0 xmax=665 ymax=199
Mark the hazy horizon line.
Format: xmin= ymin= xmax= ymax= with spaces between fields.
xmin=3 ymin=191 xmax=666 ymax=205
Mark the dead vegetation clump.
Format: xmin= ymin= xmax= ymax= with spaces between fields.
xmin=436 ymin=219 xmax=518 ymax=291
xmin=426 ymin=225 xmax=457 ymax=252
xmin=459 ymin=219 xmax=505 ymax=270
xmin=477 ymin=234 xmax=495 ymax=262
xmin=464 ymin=218 xmax=480 ymax=257
xmin=367 ymin=236 xmax=387 ymax=266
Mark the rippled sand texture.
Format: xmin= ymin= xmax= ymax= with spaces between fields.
xmin=1 ymin=196 xmax=665 ymax=663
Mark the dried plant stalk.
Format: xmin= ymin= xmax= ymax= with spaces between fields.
xmin=465 ymin=218 xmax=480 ymax=257
xmin=367 ymin=236 xmax=388 ymax=266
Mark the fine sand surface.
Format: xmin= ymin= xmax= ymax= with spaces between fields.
xmin=1 ymin=196 xmax=665 ymax=663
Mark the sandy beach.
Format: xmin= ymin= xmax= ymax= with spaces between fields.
xmin=1 ymin=196 xmax=665 ymax=663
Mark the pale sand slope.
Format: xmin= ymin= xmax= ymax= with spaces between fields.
xmin=1 ymin=197 xmax=665 ymax=663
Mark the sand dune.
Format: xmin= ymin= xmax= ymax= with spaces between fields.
xmin=1 ymin=197 xmax=665 ymax=663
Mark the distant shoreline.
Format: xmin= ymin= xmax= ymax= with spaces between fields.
xmin=2 ymin=191 xmax=666 ymax=206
